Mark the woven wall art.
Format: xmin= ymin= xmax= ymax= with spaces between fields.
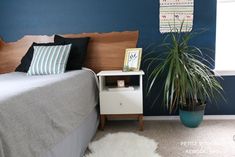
xmin=159 ymin=0 xmax=194 ymax=33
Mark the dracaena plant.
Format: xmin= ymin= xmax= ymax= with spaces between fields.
xmin=144 ymin=25 xmax=224 ymax=114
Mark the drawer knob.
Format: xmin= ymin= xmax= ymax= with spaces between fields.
xmin=120 ymin=103 xmax=123 ymax=106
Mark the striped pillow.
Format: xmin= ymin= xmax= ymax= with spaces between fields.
xmin=27 ymin=44 xmax=72 ymax=75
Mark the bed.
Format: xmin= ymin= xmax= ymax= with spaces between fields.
xmin=0 ymin=31 xmax=139 ymax=157
xmin=0 ymin=70 xmax=98 ymax=157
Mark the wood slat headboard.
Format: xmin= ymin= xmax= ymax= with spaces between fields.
xmin=0 ymin=31 xmax=139 ymax=74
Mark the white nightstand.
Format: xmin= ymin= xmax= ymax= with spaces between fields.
xmin=97 ymin=70 xmax=145 ymax=131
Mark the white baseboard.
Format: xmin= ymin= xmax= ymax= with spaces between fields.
xmin=144 ymin=115 xmax=235 ymax=120
xmin=144 ymin=116 xmax=180 ymax=120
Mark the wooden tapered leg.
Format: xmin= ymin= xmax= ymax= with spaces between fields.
xmin=139 ymin=114 xmax=144 ymax=131
xmin=100 ymin=115 xmax=106 ymax=130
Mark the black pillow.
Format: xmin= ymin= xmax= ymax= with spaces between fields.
xmin=54 ymin=35 xmax=90 ymax=70
xmin=15 ymin=42 xmax=68 ymax=72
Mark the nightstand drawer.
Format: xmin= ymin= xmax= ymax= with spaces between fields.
xmin=100 ymin=91 xmax=143 ymax=114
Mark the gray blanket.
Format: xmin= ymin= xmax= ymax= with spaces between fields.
xmin=0 ymin=70 xmax=98 ymax=157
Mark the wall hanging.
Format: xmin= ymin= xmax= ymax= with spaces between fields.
xmin=159 ymin=0 xmax=194 ymax=33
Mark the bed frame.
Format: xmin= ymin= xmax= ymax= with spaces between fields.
xmin=0 ymin=31 xmax=138 ymax=74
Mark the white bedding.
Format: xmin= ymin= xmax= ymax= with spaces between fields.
xmin=0 ymin=71 xmax=86 ymax=101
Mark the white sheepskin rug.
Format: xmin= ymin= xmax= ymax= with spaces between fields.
xmin=85 ymin=132 xmax=161 ymax=157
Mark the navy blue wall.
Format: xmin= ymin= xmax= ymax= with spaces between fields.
xmin=1 ymin=0 xmax=234 ymax=115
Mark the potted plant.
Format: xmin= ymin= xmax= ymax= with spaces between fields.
xmin=145 ymin=26 xmax=224 ymax=128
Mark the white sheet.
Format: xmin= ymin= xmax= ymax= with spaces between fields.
xmin=0 ymin=69 xmax=97 ymax=101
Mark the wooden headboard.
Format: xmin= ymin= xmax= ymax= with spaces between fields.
xmin=0 ymin=31 xmax=139 ymax=74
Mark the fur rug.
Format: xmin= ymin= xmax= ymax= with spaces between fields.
xmin=85 ymin=132 xmax=161 ymax=157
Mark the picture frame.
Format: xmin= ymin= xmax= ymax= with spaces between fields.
xmin=123 ymin=48 xmax=142 ymax=71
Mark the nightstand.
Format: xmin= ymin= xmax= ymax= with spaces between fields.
xmin=97 ymin=70 xmax=145 ymax=131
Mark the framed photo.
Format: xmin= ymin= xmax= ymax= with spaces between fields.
xmin=123 ymin=48 xmax=142 ymax=71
